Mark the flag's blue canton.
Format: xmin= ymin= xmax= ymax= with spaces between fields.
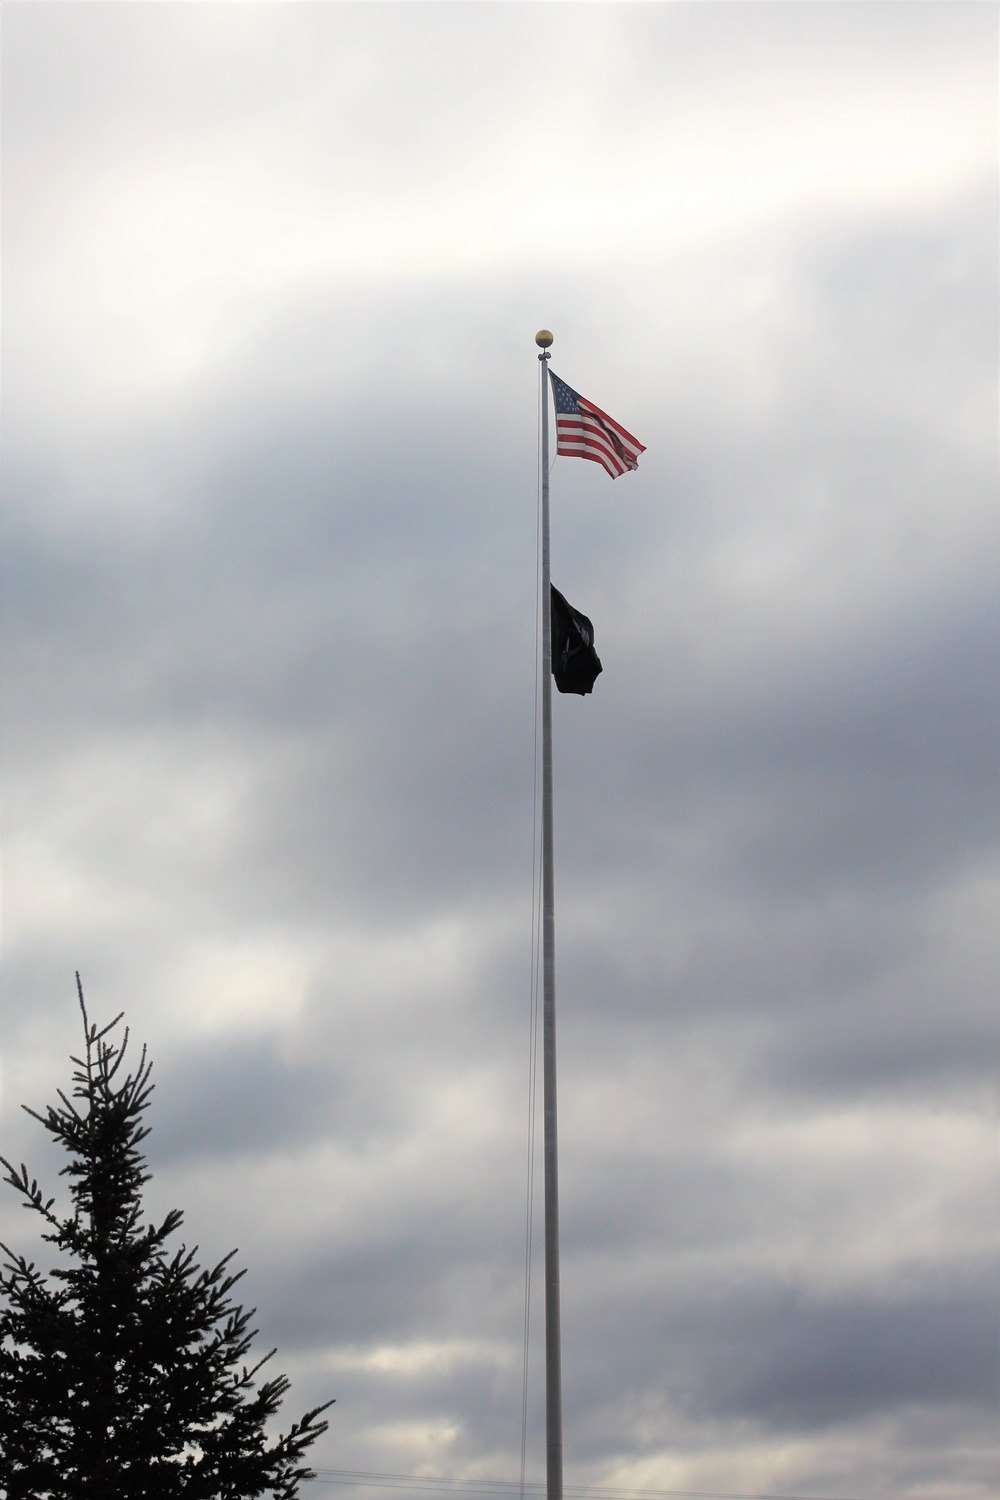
xmin=551 ymin=375 xmax=581 ymax=413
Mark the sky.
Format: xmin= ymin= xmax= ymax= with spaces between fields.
xmin=1 ymin=3 xmax=997 ymax=1498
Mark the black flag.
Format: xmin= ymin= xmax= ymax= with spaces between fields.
xmin=551 ymin=585 xmax=602 ymax=695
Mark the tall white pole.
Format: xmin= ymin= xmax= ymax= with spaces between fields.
xmin=535 ymin=329 xmax=562 ymax=1500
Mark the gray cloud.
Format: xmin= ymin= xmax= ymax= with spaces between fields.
xmin=2 ymin=6 xmax=997 ymax=1498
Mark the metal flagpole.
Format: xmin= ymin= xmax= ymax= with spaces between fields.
xmin=534 ymin=328 xmax=562 ymax=1500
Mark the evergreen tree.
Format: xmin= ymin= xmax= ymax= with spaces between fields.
xmin=0 ymin=980 xmax=332 ymax=1498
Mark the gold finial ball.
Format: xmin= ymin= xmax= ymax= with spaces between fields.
xmin=535 ymin=329 xmax=554 ymax=349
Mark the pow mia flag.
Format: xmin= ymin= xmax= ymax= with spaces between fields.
xmin=551 ymin=585 xmax=602 ymax=695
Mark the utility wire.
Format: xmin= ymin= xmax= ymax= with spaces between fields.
xmin=305 ymin=1469 xmax=873 ymax=1500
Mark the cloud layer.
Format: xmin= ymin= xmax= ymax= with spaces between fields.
xmin=2 ymin=6 xmax=997 ymax=1499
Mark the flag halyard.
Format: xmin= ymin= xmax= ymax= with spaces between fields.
xmin=550 ymin=371 xmax=645 ymax=478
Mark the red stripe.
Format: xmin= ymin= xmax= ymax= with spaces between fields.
xmin=556 ymin=433 xmax=627 ymax=476
xmin=554 ymin=438 xmax=626 ymax=474
xmin=557 ymin=433 xmax=626 ymax=472
xmin=577 ymin=397 xmax=644 ymax=456
xmin=575 ymin=448 xmax=623 ymax=477
xmin=555 ymin=415 xmax=637 ymax=476
xmin=556 ymin=414 xmax=620 ymax=448
xmin=556 ymin=418 xmax=617 ymax=452
xmin=556 ymin=411 xmax=643 ymax=461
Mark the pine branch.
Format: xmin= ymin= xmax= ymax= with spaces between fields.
xmin=0 ymin=1158 xmax=60 ymax=1227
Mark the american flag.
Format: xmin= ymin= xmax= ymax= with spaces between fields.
xmin=549 ymin=371 xmax=645 ymax=479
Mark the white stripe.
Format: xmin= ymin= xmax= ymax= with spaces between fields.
xmin=578 ymin=399 xmax=643 ymax=455
xmin=556 ymin=420 xmax=626 ymax=467
xmin=582 ymin=402 xmax=640 ymax=438
xmin=556 ymin=437 xmax=625 ymax=476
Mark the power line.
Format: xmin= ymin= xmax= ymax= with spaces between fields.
xmin=305 ymin=1467 xmax=874 ymax=1500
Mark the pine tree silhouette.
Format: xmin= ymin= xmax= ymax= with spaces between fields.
xmin=0 ymin=977 xmax=332 ymax=1498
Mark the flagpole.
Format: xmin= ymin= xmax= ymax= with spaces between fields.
xmin=535 ymin=328 xmax=562 ymax=1500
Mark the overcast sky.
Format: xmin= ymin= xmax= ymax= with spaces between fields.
xmin=1 ymin=4 xmax=998 ymax=1498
